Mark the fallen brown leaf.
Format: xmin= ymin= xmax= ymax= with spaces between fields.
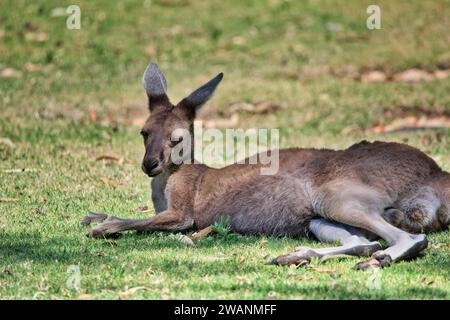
xmin=118 ymin=286 xmax=149 ymax=299
xmin=96 ymin=155 xmax=120 ymax=162
xmin=24 ymin=63 xmax=44 ymax=72
xmin=392 ymin=68 xmax=433 ymax=82
xmin=190 ymin=225 xmax=214 ymax=241
xmin=229 ymin=101 xmax=287 ymax=114
xmin=0 ymin=137 xmax=15 ymax=148
xmin=25 ymin=31 xmax=48 ymax=42
xmin=137 ymin=205 xmax=150 ymax=212
xmin=360 ymin=70 xmax=387 ymax=83
xmin=340 ymin=124 xmax=360 ymax=135
xmin=202 ymin=114 xmax=239 ymax=128
xmin=100 ymin=177 xmax=120 ymax=188
xmin=0 ymin=67 xmax=22 ymax=78
xmin=0 ymin=198 xmax=18 ymax=202
xmin=433 ymin=69 xmax=450 ymax=80
xmin=88 ymin=109 xmax=97 ymax=123
xmin=365 ymin=115 xmax=450 ymax=134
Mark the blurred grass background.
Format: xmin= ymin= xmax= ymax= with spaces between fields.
xmin=0 ymin=0 xmax=449 ymax=299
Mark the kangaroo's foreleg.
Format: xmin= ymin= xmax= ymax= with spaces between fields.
xmin=80 ymin=211 xmax=109 ymax=226
xmin=85 ymin=211 xmax=194 ymax=238
xmin=271 ymin=219 xmax=382 ymax=266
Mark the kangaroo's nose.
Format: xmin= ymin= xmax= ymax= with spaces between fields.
xmin=143 ymin=158 xmax=159 ymax=174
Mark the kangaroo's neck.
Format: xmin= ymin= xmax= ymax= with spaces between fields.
xmin=150 ymin=171 xmax=169 ymax=213
xmin=150 ymin=162 xmax=209 ymax=214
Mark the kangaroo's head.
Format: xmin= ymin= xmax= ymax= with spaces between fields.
xmin=140 ymin=63 xmax=223 ymax=177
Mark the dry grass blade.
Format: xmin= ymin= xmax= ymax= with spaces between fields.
xmin=0 ymin=198 xmax=18 ymax=202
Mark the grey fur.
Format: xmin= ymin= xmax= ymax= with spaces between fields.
xmin=142 ymin=63 xmax=167 ymax=96
xmin=184 ymin=72 xmax=223 ymax=108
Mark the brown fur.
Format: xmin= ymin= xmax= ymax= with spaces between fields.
xmin=149 ymin=137 xmax=449 ymax=236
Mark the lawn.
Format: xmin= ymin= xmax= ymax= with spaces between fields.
xmin=0 ymin=0 xmax=449 ymax=299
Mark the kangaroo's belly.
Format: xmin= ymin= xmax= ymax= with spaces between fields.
xmin=193 ymin=174 xmax=318 ymax=236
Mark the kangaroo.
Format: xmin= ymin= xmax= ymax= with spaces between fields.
xmin=82 ymin=63 xmax=450 ymax=269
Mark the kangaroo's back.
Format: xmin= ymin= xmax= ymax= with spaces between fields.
xmin=306 ymin=140 xmax=448 ymax=233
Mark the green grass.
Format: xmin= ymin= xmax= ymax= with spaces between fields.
xmin=0 ymin=0 xmax=449 ymax=299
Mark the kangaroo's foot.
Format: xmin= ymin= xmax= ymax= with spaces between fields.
xmin=80 ymin=211 xmax=109 ymax=226
xmin=269 ymin=219 xmax=382 ymax=266
xmin=270 ymin=241 xmax=382 ymax=266
xmin=354 ymin=251 xmax=392 ymax=270
xmin=355 ymin=233 xmax=428 ymax=270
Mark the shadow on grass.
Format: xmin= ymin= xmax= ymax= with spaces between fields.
xmin=1 ymin=228 xmax=448 ymax=285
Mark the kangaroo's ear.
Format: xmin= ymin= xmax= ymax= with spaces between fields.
xmin=176 ymin=73 xmax=223 ymax=119
xmin=143 ymin=63 xmax=170 ymax=111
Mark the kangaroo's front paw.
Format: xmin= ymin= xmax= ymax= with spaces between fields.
xmin=354 ymin=250 xmax=392 ymax=270
xmin=87 ymin=220 xmax=122 ymax=239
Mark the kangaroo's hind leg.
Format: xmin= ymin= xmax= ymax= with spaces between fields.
xmin=318 ymin=182 xmax=428 ymax=270
xmin=271 ymin=219 xmax=382 ymax=266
